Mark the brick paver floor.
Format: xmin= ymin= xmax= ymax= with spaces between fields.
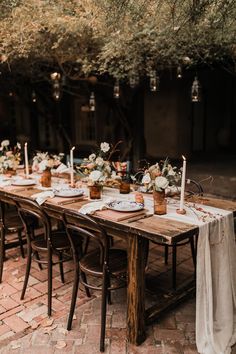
xmin=0 ymin=236 xmax=236 ymax=353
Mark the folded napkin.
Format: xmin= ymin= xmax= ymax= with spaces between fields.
xmin=54 ymin=163 xmax=69 ymax=173
xmin=31 ymin=191 xmax=55 ymax=205
xmin=0 ymin=180 xmax=12 ymax=187
xmin=79 ymin=198 xmax=115 ymax=215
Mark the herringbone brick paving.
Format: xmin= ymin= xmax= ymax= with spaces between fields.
xmin=0 ymin=238 xmax=236 ymax=353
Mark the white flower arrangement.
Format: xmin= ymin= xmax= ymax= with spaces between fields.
xmin=0 ymin=140 xmax=21 ymax=173
xmin=133 ymin=158 xmax=180 ymax=192
xmin=78 ymin=142 xmax=112 ymax=186
xmin=32 ymin=152 xmax=64 ymax=172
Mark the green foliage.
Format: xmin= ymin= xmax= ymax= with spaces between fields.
xmin=0 ymin=0 xmax=235 ymax=79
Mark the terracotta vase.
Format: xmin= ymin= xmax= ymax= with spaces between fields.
xmin=89 ymin=184 xmax=102 ymax=200
xmin=3 ymin=169 xmax=16 ymax=176
xmin=119 ymin=180 xmax=130 ymax=194
xmin=153 ymin=190 xmax=167 ymax=215
xmin=40 ymin=168 xmax=52 ymax=188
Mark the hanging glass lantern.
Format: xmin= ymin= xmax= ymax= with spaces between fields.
xmin=177 ymin=66 xmax=182 ymax=79
xmin=114 ymin=80 xmax=120 ymax=99
xmin=89 ymin=92 xmax=96 ymax=111
xmin=32 ymin=90 xmax=37 ymax=103
xmin=52 ymin=82 xmax=61 ymax=101
xmin=191 ymin=76 xmax=201 ymax=102
xmin=149 ymin=70 xmax=159 ymax=92
xmin=129 ymin=74 xmax=139 ymax=88
xmin=51 ymin=72 xmax=62 ymax=101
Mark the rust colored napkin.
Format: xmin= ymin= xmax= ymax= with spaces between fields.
xmin=95 ymin=208 xmax=146 ymax=222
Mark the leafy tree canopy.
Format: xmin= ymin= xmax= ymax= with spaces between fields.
xmin=0 ymin=0 xmax=235 ymax=79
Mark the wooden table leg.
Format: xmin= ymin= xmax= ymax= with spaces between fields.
xmin=127 ymin=234 xmax=148 ymax=345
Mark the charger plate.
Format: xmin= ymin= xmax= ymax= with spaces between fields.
xmin=106 ymin=200 xmax=144 ymax=212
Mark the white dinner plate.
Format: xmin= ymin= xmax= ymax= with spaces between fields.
xmin=106 ymin=200 xmax=144 ymax=212
xmin=11 ymin=179 xmax=36 ymax=186
xmin=54 ymin=188 xmax=84 ymax=198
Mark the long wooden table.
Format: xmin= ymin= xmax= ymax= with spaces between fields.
xmin=0 ymin=185 xmax=236 ymax=345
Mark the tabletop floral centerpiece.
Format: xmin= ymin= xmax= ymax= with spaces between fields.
xmin=32 ymin=151 xmax=64 ymax=187
xmin=0 ymin=140 xmax=21 ymax=175
xmin=139 ymin=158 xmax=180 ymax=215
xmin=78 ymin=142 xmax=112 ymax=199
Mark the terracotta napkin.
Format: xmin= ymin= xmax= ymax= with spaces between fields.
xmin=95 ymin=208 xmax=147 ymax=222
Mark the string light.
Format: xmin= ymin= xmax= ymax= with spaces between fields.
xmin=191 ymin=76 xmax=201 ymax=102
xmin=114 ymin=80 xmax=120 ymax=99
xmin=89 ymin=92 xmax=96 ymax=111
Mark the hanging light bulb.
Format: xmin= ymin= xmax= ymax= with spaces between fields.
xmin=177 ymin=66 xmax=182 ymax=79
xmin=32 ymin=90 xmax=37 ymax=103
xmin=50 ymin=72 xmax=61 ymax=81
xmin=89 ymin=92 xmax=96 ymax=111
xmin=51 ymin=72 xmax=62 ymax=101
xmin=149 ymin=70 xmax=159 ymax=92
xmin=191 ymin=76 xmax=201 ymax=102
xmin=114 ymin=80 xmax=120 ymax=99
xmin=129 ymin=73 xmax=139 ymax=88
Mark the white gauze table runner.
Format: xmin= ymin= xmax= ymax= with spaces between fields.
xmin=144 ymin=197 xmax=236 ymax=354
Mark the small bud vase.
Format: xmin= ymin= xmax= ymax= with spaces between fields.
xmin=89 ymin=184 xmax=102 ymax=200
xmin=3 ymin=169 xmax=16 ymax=176
xmin=153 ymin=190 xmax=167 ymax=215
xmin=40 ymin=168 xmax=52 ymax=188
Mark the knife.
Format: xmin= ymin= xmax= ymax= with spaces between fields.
xmin=57 ymin=197 xmax=88 ymax=205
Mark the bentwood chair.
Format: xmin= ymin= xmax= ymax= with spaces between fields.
xmin=13 ymin=196 xmax=71 ymax=316
xmin=0 ymin=200 xmax=26 ymax=283
xmin=63 ymin=210 xmax=127 ymax=352
xmin=152 ymin=179 xmax=203 ymax=290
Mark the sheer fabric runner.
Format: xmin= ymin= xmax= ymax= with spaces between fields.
xmin=144 ymin=198 xmax=236 ymax=354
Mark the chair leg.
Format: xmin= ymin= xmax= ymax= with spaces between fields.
xmin=67 ymin=263 xmax=80 ymax=331
xmin=164 ymin=244 xmax=169 ymax=264
xmin=100 ymin=264 xmax=108 ymax=352
xmin=34 ymin=251 xmax=43 ymax=270
xmin=17 ymin=230 xmax=25 ymax=258
xmin=58 ymin=252 xmax=65 ymax=284
xmin=21 ymin=244 xmax=32 ymax=299
xmin=0 ymin=228 xmax=5 ymax=283
xmin=47 ymin=246 xmax=53 ymax=317
xmin=81 ymin=271 xmax=91 ymax=298
xmin=172 ymin=245 xmax=177 ymax=290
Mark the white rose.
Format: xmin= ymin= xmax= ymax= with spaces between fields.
xmin=141 ymin=173 xmax=151 ymax=184
xmin=155 ymin=176 xmax=169 ymax=190
xmin=168 ymin=168 xmax=176 ymax=176
xmin=96 ymin=157 xmax=104 ymax=166
xmin=100 ymin=142 xmax=110 ymax=153
xmin=89 ymin=170 xmax=102 ymax=182
xmin=1 ymin=140 xmax=10 ymax=147
xmin=89 ymin=153 xmax=96 ymax=161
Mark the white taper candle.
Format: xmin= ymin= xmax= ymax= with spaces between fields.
xmin=24 ymin=142 xmax=29 ymax=178
xmin=70 ymin=146 xmax=75 ymax=186
xmin=179 ymin=155 xmax=186 ymax=211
